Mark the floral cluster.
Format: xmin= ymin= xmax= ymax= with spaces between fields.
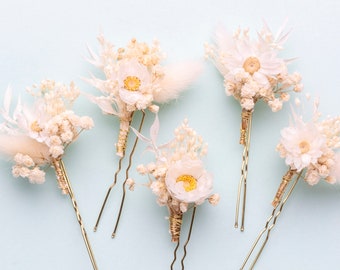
xmin=0 ymin=80 xmax=94 ymax=184
xmin=86 ymin=35 xmax=202 ymax=157
xmin=87 ymin=35 xmax=166 ymax=114
xmin=12 ymin=153 xmax=46 ymax=184
xmin=205 ymin=23 xmax=303 ymax=112
xmin=136 ymin=117 xmax=219 ymax=214
xmin=276 ymin=99 xmax=340 ymax=185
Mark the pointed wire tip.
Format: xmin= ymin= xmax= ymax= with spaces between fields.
xmin=111 ymin=233 xmax=116 ymax=238
xmin=93 ymin=226 xmax=97 ymax=232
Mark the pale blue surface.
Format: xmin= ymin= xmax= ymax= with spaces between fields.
xmin=0 ymin=1 xmax=340 ymax=269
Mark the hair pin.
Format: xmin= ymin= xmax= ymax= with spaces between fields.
xmin=240 ymin=97 xmax=340 ymax=269
xmin=205 ymin=21 xmax=302 ymax=230
xmin=0 ymin=81 xmax=97 ymax=269
xmin=86 ymin=35 xmax=202 ymax=237
xmin=134 ymin=116 xmax=219 ymax=270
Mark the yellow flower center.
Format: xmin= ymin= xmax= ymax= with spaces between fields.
xmin=243 ymin=57 xmax=261 ymax=75
xmin=124 ymin=76 xmax=141 ymax=91
xmin=299 ymin=140 xmax=310 ymax=154
xmin=176 ymin=174 xmax=197 ymax=192
xmin=30 ymin=121 xmax=42 ymax=132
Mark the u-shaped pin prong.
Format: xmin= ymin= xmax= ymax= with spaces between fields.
xmin=111 ymin=110 xmax=146 ymax=238
xmin=180 ymin=207 xmax=197 ymax=270
xmin=93 ymin=154 xmax=124 ymax=232
xmin=240 ymin=170 xmax=303 ymax=270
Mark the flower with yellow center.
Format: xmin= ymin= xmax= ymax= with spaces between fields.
xmin=209 ymin=26 xmax=287 ymax=88
xmin=117 ymin=59 xmax=152 ymax=109
xmin=165 ymin=157 xmax=213 ymax=205
xmin=278 ymin=120 xmax=326 ymax=172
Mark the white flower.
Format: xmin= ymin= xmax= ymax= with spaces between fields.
xmin=61 ymin=131 xmax=74 ymax=143
xmin=136 ymin=164 xmax=147 ymax=174
xmin=49 ymin=135 xmax=62 ymax=146
xmin=148 ymin=104 xmax=159 ymax=113
xmin=28 ymin=167 xmax=46 ymax=184
xmin=180 ymin=202 xmax=188 ymax=213
xmin=279 ymin=120 xmax=326 ymax=172
xmin=117 ymin=59 xmax=153 ymax=109
xmin=49 ymin=145 xmax=64 ymax=158
xmin=126 ymin=178 xmax=135 ymax=191
xmin=213 ymin=27 xmax=285 ymax=87
xmin=268 ymin=98 xmax=283 ymax=112
xmin=240 ymin=98 xmax=255 ymax=111
xmin=208 ymin=193 xmax=220 ymax=205
xmin=79 ymin=116 xmax=94 ymax=129
xmin=241 ymin=81 xmax=257 ymax=98
xmin=305 ymin=168 xmax=321 ymax=185
xmin=207 ymin=23 xmax=301 ymax=112
xmin=165 ymin=157 xmax=213 ymax=204
xmin=12 ymin=165 xmax=22 ymax=177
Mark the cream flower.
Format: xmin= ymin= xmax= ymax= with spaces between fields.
xmin=279 ymin=121 xmax=326 ymax=172
xmin=0 ymin=81 xmax=93 ymax=184
xmin=165 ymin=157 xmax=213 ymax=204
xmin=117 ymin=59 xmax=153 ymax=110
xmin=210 ymin=25 xmax=285 ymax=87
xmin=206 ymin=23 xmax=302 ymax=111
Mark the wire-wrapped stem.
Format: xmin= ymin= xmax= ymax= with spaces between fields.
xmin=52 ymin=158 xmax=98 ymax=270
xmin=116 ymin=112 xmax=134 ymax=157
xmin=240 ymin=109 xmax=253 ymax=146
xmin=52 ymin=158 xmax=69 ymax=195
xmin=169 ymin=207 xmax=183 ymax=243
xmin=272 ymin=169 xmax=296 ymax=207
xmin=235 ymin=109 xmax=253 ymax=231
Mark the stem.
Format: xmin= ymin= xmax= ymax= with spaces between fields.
xmin=235 ymin=110 xmax=253 ymax=231
xmin=116 ymin=112 xmax=134 ymax=157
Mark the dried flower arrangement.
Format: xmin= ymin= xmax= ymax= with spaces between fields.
xmin=0 ymin=80 xmax=97 ymax=269
xmin=205 ymin=22 xmax=302 ymax=230
xmin=241 ymin=97 xmax=340 ymax=269
xmin=134 ymin=116 xmax=219 ymax=269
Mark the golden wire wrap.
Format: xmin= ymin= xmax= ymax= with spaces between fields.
xmin=169 ymin=209 xmax=183 ymax=243
xmin=272 ymin=169 xmax=296 ymax=207
xmin=52 ymin=158 xmax=69 ymax=195
xmin=116 ymin=112 xmax=134 ymax=157
xmin=240 ymin=109 xmax=253 ymax=146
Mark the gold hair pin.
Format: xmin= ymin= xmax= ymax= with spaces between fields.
xmin=134 ymin=116 xmax=219 ymax=270
xmin=0 ymin=81 xmax=97 ymax=269
xmin=241 ymin=98 xmax=340 ymax=269
xmin=205 ymin=21 xmax=302 ymax=231
xmin=86 ymin=35 xmax=202 ymax=237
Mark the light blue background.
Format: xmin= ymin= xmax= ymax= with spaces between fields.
xmin=0 ymin=1 xmax=340 ymax=269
